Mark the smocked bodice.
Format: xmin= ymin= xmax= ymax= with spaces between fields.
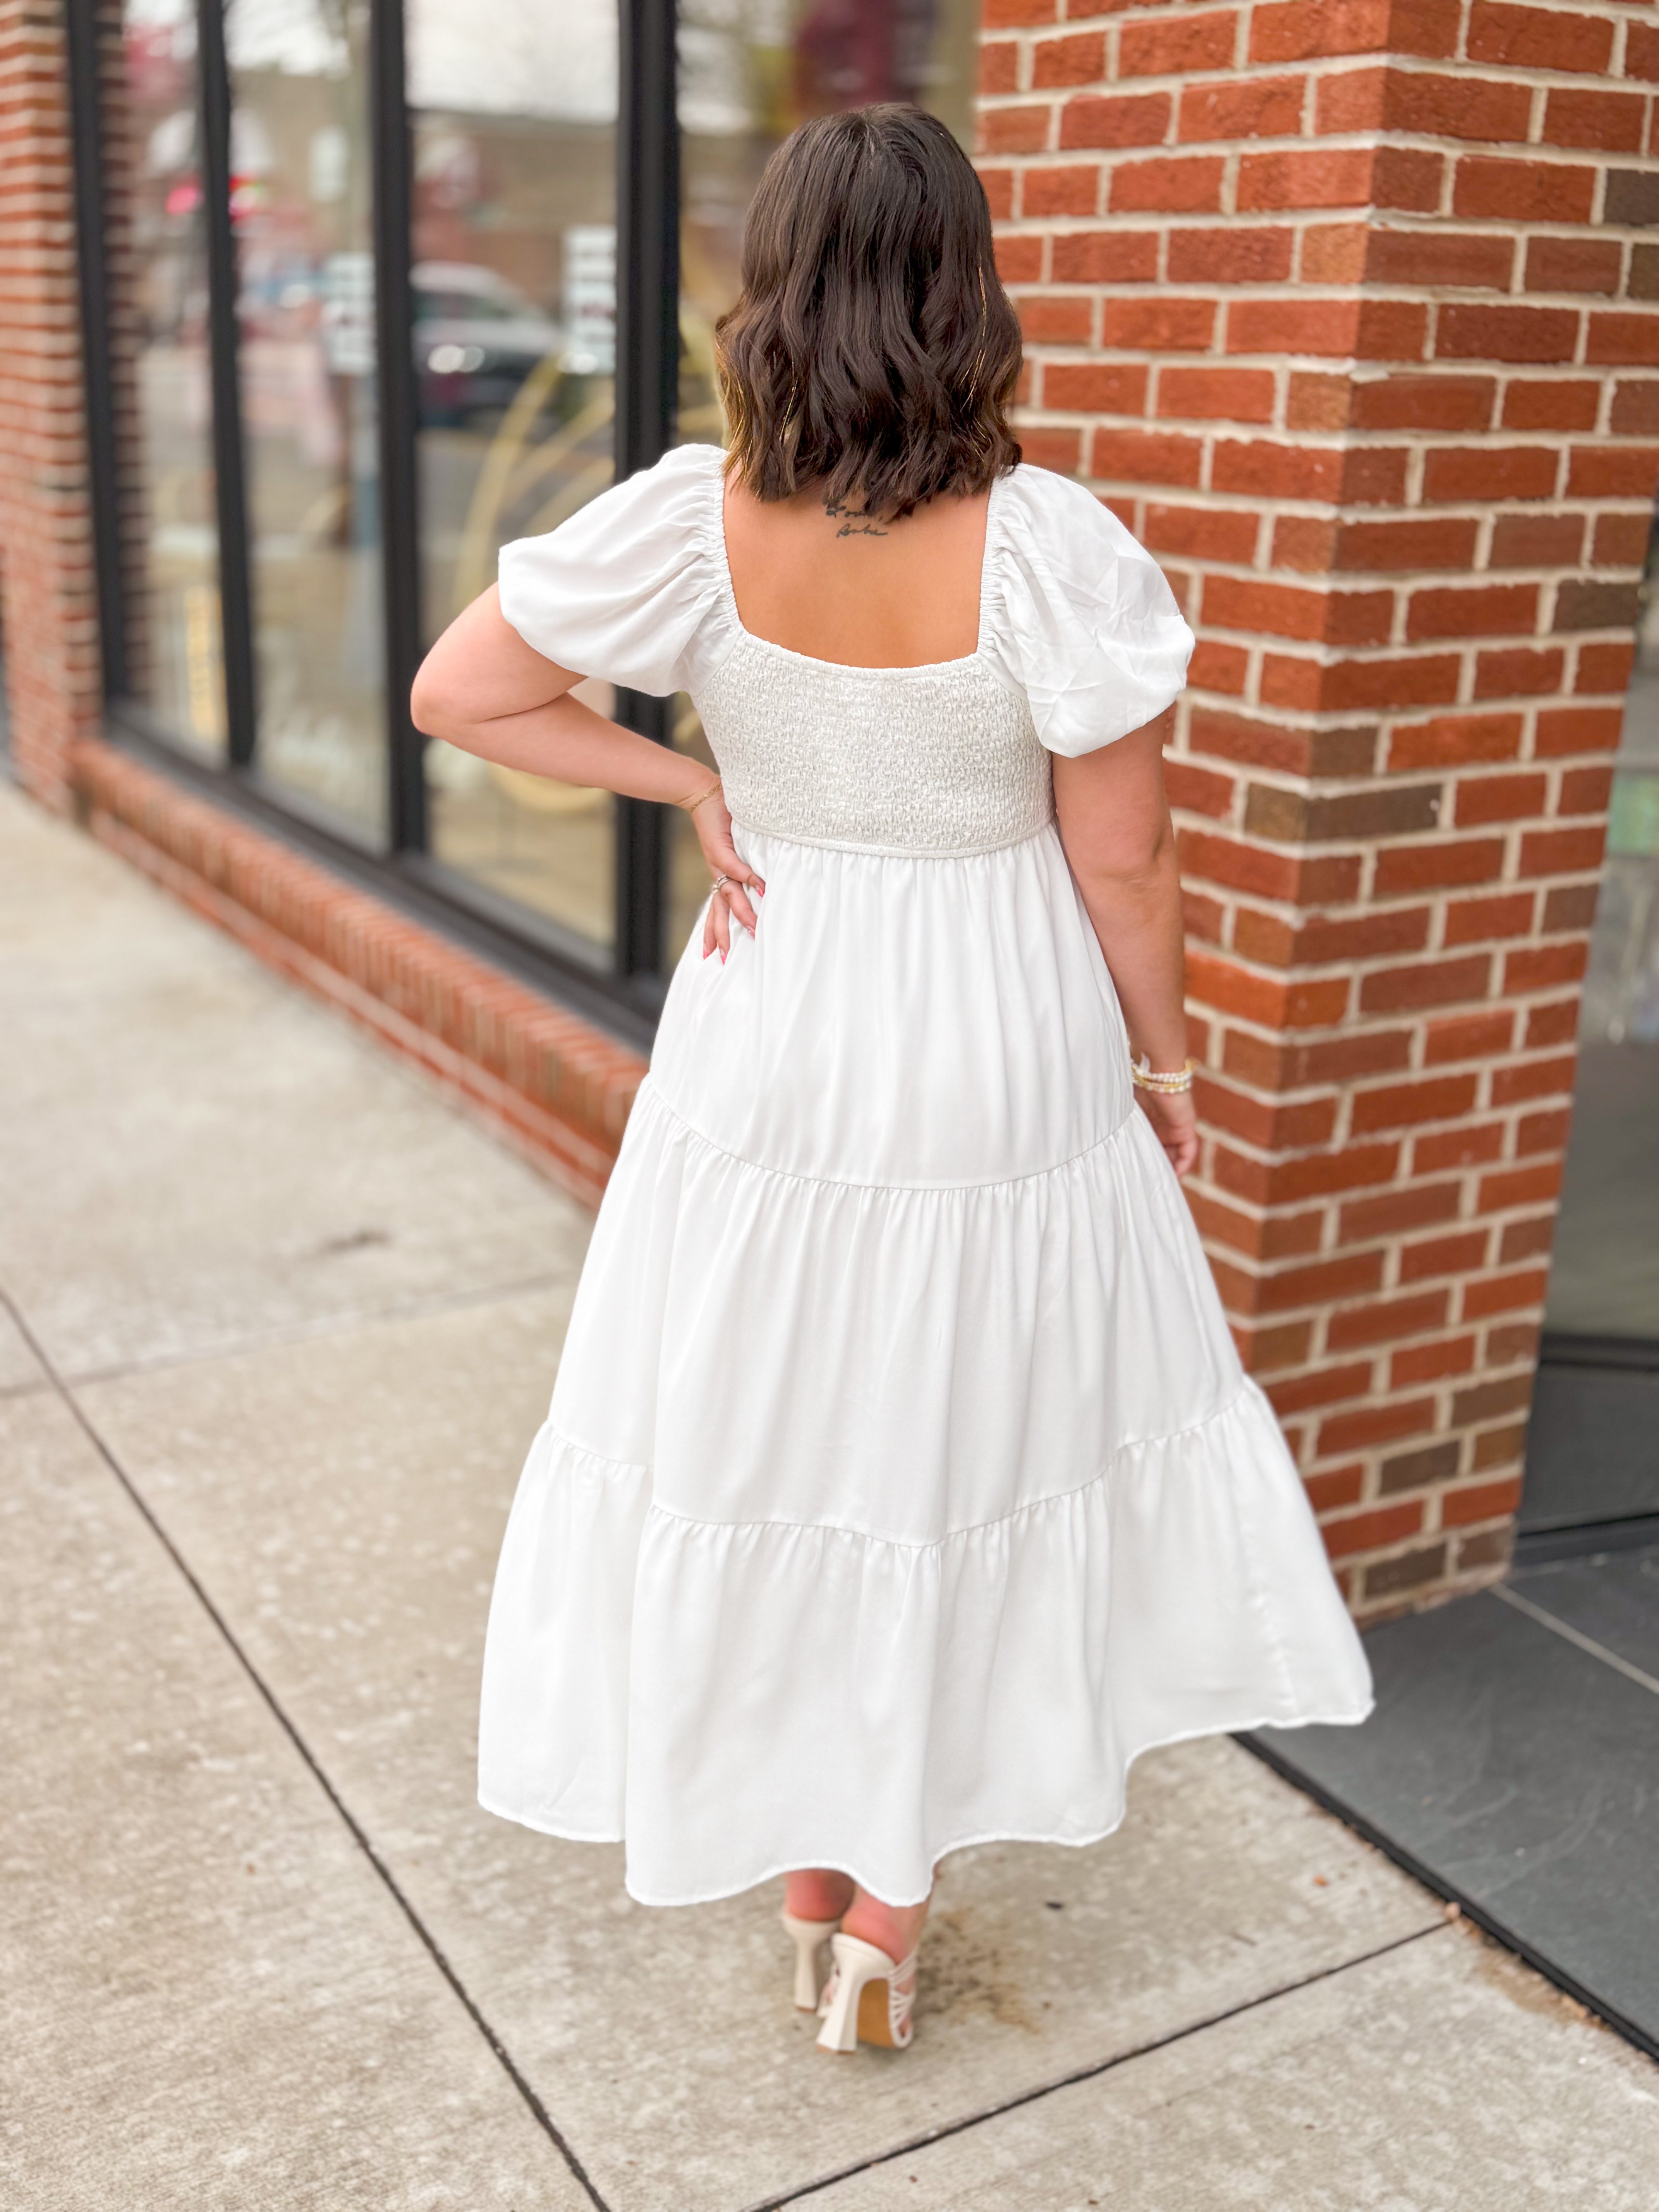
xmin=695 ymin=635 xmax=1053 ymax=855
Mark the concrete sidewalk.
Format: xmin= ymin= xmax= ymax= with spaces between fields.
xmin=4 ymin=779 xmax=1657 ymax=2212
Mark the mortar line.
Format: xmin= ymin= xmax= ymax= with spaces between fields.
xmin=0 ymin=1284 xmax=611 ymax=2212
xmin=1491 ymin=1581 xmax=1659 ymax=1699
xmin=735 ymin=1922 xmax=1446 ymax=2212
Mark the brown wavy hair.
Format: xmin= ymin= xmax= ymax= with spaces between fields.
xmin=714 ymin=105 xmax=1023 ymax=523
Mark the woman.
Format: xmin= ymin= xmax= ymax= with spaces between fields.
xmin=412 ymin=105 xmax=1372 ymax=2057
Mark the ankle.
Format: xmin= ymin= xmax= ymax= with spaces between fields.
xmin=842 ymin=1886 xmax=929 ymax=1963
xmin=783 ymin=1868 xmax=855 ymax=1923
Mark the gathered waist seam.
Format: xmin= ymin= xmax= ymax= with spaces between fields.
xmin=728 ymin=812 xmax=1056 ymax=862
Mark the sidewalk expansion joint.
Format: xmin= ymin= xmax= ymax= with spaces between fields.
xmin=0 ymin=1284 xmax=614 ymax=2212
xmin=735 ymin=1921 xmax=1447 ymax=2212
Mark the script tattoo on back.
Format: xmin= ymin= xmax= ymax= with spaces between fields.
xmin=823 ymin=496 xmax=888 ymax=539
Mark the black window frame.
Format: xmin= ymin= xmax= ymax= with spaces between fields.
xmin=68 ymin=0 xmax=680 ymax=1043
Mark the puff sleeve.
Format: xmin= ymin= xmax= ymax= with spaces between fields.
xmin=984 ymin=466 xmax=1194 ymax=757
xmin=495 ymin=442 xmax=732 ymax=696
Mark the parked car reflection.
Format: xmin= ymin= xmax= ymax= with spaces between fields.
xmin=412 ymin=261 xmax=562 ymax=425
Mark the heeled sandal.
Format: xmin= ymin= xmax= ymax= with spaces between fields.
xmin=815 ymin=1931 xmax=919 ymax=2053
xmin=780 ymin=1910 xmax=842 ymax=2012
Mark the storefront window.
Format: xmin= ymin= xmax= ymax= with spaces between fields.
xmin=227 ymin=0 xmax=386 ymax=836
xmin=1546 ymin=540 xmax=1659 ymax=1347
xmin=120 ymin=0 xmax=225 ymax=755
xmin=665 ymin=0 xmax=982 ymax=961
xmin=408 ymin=0 xmax=618 ymax=956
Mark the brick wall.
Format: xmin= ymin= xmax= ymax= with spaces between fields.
xmin=978 ymin=0 xmax=1658 ymax=1615
xmin=0 ymin=0 xmax=103 ymax=807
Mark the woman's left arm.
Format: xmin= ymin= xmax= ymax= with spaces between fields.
xmin=412 ymin=587 xmax=761 ymax=957
xmin=1051 ymin=709 xmax=1198 ymax=1175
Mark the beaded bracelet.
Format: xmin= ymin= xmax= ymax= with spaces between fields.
xmin=1131 ymin=1054 xmax=1196 ymax=1095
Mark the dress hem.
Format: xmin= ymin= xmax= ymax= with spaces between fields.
xmin=476 ymin=1696 xmax=1376 ymax=1911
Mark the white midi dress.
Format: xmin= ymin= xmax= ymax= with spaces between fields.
xmin=478 ymin=443 xmax=1374 ymax=1908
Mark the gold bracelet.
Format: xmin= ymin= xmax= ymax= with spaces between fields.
xmin=674 ymin=776 xmax=723 ymax=816
xmin=1131 ymin=1054 xmax=1195 ymax=1095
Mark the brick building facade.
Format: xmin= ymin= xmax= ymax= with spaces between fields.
xmin=2 ymin=0 xmax=1654 ymax=1619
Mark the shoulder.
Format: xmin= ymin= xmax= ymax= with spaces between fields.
xmin=996 ymin=462 xmax=1156 ymax=578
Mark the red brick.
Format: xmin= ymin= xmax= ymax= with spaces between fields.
xmin=1442 ymin=1475 xmax=1525 ymax=1528
xmin=1423 ymin=447 xmax=1561 ymax=505
xmin=1423 ymin=1010 xmax=1516 ymax=1066
xmin=1543 ymin=89 xmax=1647 ymax=153
xmin=1516 ymin=1106 xmax=1574 ymax=1155
xmin=1109 ymin=157 xmax=1226 ymax=214
xmin=1101 ymin=298 xmax=1216 ymax=350
xmin=1250 ymin=0 xmax=1393 ymax=63
xmin=1443 ymin=891 xmax=1537 ymax=945
xmin=1489 ymin=514 xmax=1583 ymax=568
xmin=1407 ymin=584 xmax=1539 ymax=642
xmin=1020 ymin=166 xmax=1100 ymax=218
xmin=1393 ymin=1335 xmax=1479 ymax=1386
xmin=1475 ymin=647 xmax=1566 ymax=699
xmin=993 ymin=234 xmax=1044 ymax=284
xmin=1372 ymin=146 xmax=1446 ymax=212
xmin=1089 ymin=428 xmax=1204 ymax=487
xmin=1033 ymin=33 xmax=1108 ymax=88
xmin=982 ymin=0 xmax=1056 ymax=20
xmin=1565 ymin=446 xmax=1659 ymax=498
xmin=1462 ymin=1267 xmax=1550 ymax=1318
xmin=1167 ymin=227 xmax=1295 ymax=283
xmin=1373 ymin=839 xmax=1506 ymax=894
xmin=1350 ymin=1073 xmax=1479 ymax=1132
xmin=1204 ymin=576 xmax=1391 ymax=643
xmin=1360 ymin=954 xmax=1493 ymax=1013
xmin=1180 ymin=75 xmax=1306 ymax=143
xmin=1308 ymin=655 xmax=1463 ymax=713
xmin=1518 ymin=825 xmax=1607 ymax=876
xmin=1525 ymin=237 xmax=1625 ymax=296
xmin=1226 ymin=295 xmax=1426 ymax=360
xmin=1389 ymin=713 xmax=1523 ymax=771
xmin=1560 ymin=764 xmax=1614 ymax=816
xmin=1165 ymin=758 xmax=1235 ymax=817
xmin=1058 ymin=91 xmax=1172 ymax=146
xmin=1588 ymin=313 xmax=1659 ymax=368
xmin=1211 ymin=440 xmax=1341 ymax=499
xmin=1453 ymin=158 xmax=1590 ymax=229
xmin=1340 ymin=1182 xmax=1463 ymax=1240
xmin=1332 ymin=517 xmax=1480 ymax=571
xmin=1142 ymin=504 xmax=1261 ymax=563
xmin=1523 ymin=998 xmax=1581 ymax=1049
xmin=1306 ymin=1464 xmax=1367 ymax=1513
xmin=1610 ymin=381 xmax=1659 ymax=436
xmin=980 ymin=104 xmax=1052 ymax=155
xmin=1319 ymin=1402 xmax=1439 ymax=1458
xmin=1050 ymin=230 xmax=1160 ymax=283
xmin=1187 ymin=949 xmax=1352 ymax=1030
xmin=978 ymin=40 xmax=1019 ymax=93
xmin=1592 ymin=512 xmax=1652 ymax=568
xmin=1631 ymin=22 xmax=1659 ymax=80
xmin=1467 ymin=2 xmax=1612 ymax=74
xmin=1415 ymin=1122 xmax=1506 ymax=1173
xmin=1259 ymin=1252 xmax=1389 ymax=1315
xmin=1437 ymin=303 xmax=1583 ymax=364
xmin=1502 ymin=380 xmax=1600 ymax=433
xmin=1575 ymin=641 xmax=1636 ymax=695
xmin=1400 ymin=1233 xmax=1492 ymax=1285
xmin=1157 ymin=366 xmax=1277 ymax=422
xmin=1042 ymin=362 xmax=1148 ymax=414
xmin=1187 ymin=641 xmax=1251 ymax=695
xmin=1319 ymin=65 xmax=1531 ymax=145
xmin=1479 ymin=1162 xmax=1563 ymax=1213
xmin=1490 ymin=1053 xmax=1577 ymax=1107
xmin=1363 ymin=226 xmax=1515 ymax=292
xmin=1505 ymin=940 xmax=1589 ymax=993
xmin=1535 ymin=706 xmax=1625 ymax=756
xmin=1119 ymin=9 xmax=1238 ymax=76
xmin=1350 ymin=376 xmax=1495 ymax=432
xmin=1238 ymin=148 xmax=1376 ymax=211
xmin=1453 ymin=772 xmax=1548 ymax=826
xmin=1266 ymin=1364 xmax=1377 ymax=1417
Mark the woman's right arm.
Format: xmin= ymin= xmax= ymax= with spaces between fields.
xmin=411 ymin=587 xmax=762 ymax=955
xmin=1051 ymin=709 xmax=1198 ymax=1175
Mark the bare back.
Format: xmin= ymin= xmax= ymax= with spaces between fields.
xmin=721 ymin=480 xmax=993 ymax=670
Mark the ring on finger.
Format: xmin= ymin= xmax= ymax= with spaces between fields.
xmin=711 ymin=872 xmax=731 ymax=895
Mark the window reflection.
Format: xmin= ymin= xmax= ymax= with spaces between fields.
xmin=1546 ymin=521 xmax=1659 ymax=1344
xmin=119 ymin=0 xmax=225 ymax=754
xmin=409 ymin=0 xmax=618 ymax=957
xmin=667 ymin=0 xmax=982 ymax=960
xmin=227 ymin=0 xmax=386 ymax=836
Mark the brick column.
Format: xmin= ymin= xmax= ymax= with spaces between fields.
xmin=978 ymin=0 xmax=1659 ymax=1616
xmin=0 ymin=0 xmax=102 ymax=809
